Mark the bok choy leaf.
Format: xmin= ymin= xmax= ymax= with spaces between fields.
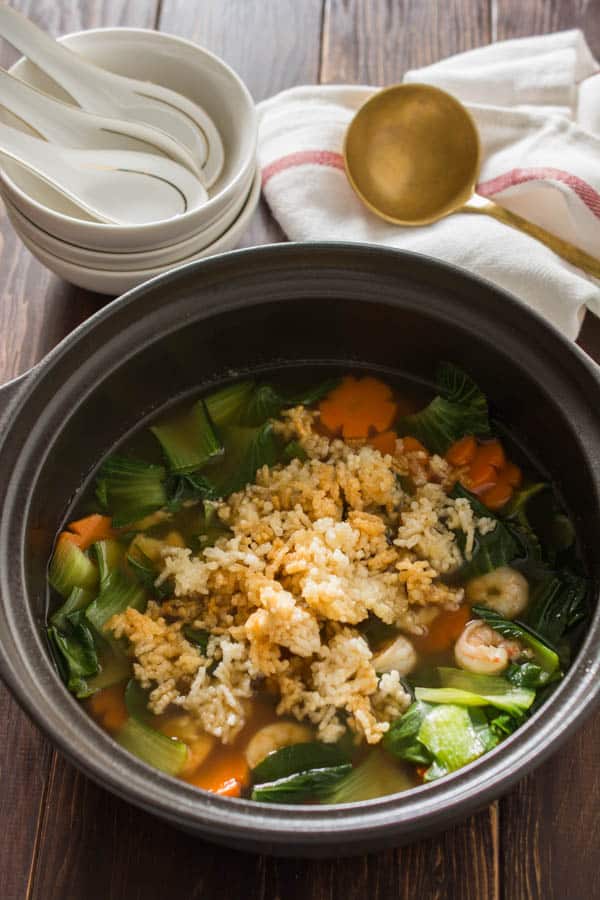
xmin=525 ymin=572 xmax=588 ymax=646
xmin=86 ymin=540 xmax=147 ymax=634
xmin=252 ymin=742 xmax=349 ymax=785
xmin=415 ymin=667 xmax=535 ymax=716
xmin=449 ymin=483 xmax=518 ymax=579
xmin=50 ymin=585 xmax=95 ymax=630
xmin=165 ymin=472 xmax=217 ymax=511
xmin=116 ymin=717 xmax=188 ymax=776
xmin=96 ymin=456 xmax=168 ymax=527
xmin=151 ymin=399 xmax=222 ymax=474
xmin=383 ymin=701 xmax=433 ymax=765
xmin=417 ymin=704 xmax=487 ymax=776
xmin=505 ymin=662 xmax=545 ymax=689
xmin=326 ymin=749 xmax=414 ymax=803
xmin=239 ymin=378 xmax=341 ymax=428
xmin=47 ymin=610 xmax=99 ymax=698
xmin=181 ymin=626 xmax=210 ymax=655
xmin=206 ymin=423 xmax=282 ymax=497
xmin=251 ymin=765 xmax=352 ymax=803
xmin=204 ymin=380 xmax=255 ymax=427
xmin=472 ymin=606 xmax=560 ymax=682
xmin=397 ymin=363 xmax=491 ymax=455
xmin=116 ymin=678 xmax=188 ymax=775
xmin=48 ymin=535 xmax=98 ymax=598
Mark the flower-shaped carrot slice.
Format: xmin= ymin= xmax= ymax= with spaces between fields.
xmin=479 ymin=479 xmax=513 ymax=510
xmin=319 ymin=376 xmax=397 ymax=438
xmin=446 ymin=435 xmax=477 ymax=466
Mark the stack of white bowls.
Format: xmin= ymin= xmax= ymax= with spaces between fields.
xmin=0 ymin=28 xmax=259 ymax=294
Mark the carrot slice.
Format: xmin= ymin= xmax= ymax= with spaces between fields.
xmin=88 ymin=683 xmax=128 ymax=733
xmin=319 ymin=375 xmax=397 ymax=438
xmin=369 ymin=430 xmax=398 ymax=455
xmin=445 ymin=435 xmax=477 ymax=466
xmin=188 ymin=747 xmax=250 ymax=795
xmin=479 ymin=480 xmax=513 ymax=511
xmin=402 ymin=435 xmax=428 ymax=454
xmin=58 ymin=530 xmax=84 ymax=548
xmin=465 ymin=461 xmax=497 ymax=491
xmin=413 ymin=605 xmax=471 ymax=655
xmin=502 ymin=462 xmax=523 ymax=488
xmin=473 ymin=439 xmax=506 ymax=471
xmin=67 ymin=514 xmax=115 ymax=550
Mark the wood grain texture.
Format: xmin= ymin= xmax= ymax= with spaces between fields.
xmin=158 ymin=0 xmax=325 ymax=245
xmin=0 ymin=692 xmax=54 ymax=900
xmin=0 ymin=3 xmax=159 ymax=899
xmin=158 ymin=0 xmax=324 ymax=101
xmin=0 ymin=0 xmax=159 ymax=386
xmin=492 ymin=0 xmax=600 ymax=51
xmin=29 ymin=759 xmax=500 ymax=900
xmin=3 ymin=2 xmax=600 ymax=898
xmin=321 ymin=0 xmax=491 ymax=83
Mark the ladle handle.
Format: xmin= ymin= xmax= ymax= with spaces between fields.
xmin=464 ymin=199 xmax=600 ymax=280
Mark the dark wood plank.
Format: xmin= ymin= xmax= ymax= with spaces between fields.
xmin=0 ymin=0 xmax=161 ymax=385
xmin=491 ymin=3 xmax=600 ymax=898
xmin=492 ymin=0 xmax=600 ymax=52
xmin=29 ymin=757 xmax=500 ymax=900
xmin=0 ymin=3 xmax=160 ymax=898
xmin=157 ymin=0 xmax=324 ymax=246
xmin=158 ymin=0 xmax=324 ymax=101
xmin=0 ymin=692 xmax=54 ymax=900
xmin=321 ymin=0 xmax=491 ymax=82
xmin=10 ymin=2 xmax=600 ymax=898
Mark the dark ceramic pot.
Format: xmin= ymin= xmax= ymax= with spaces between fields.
xmin=0 ymin=243 xmax=599 ymax=857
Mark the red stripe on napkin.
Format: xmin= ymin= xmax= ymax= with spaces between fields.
xmin=262 ymin=150 xmax=345 ymax=187
xmin=478 ymin=167 xmax=600 ymax=220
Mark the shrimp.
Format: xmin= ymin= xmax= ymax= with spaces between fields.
xmin=372 ymin=635 xmax=417 ymax=676
xmin=245 ymin=722 xmax=313 ymax=770
xmin=160 ymin=714 xmax=215 ymax=776
xmin=454 ymin=620 xmax=524 ymax=675
xmin=465 ymin=566 xmax=529 ymax=619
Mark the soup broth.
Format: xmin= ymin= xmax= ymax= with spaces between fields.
xmin=46 ymin=366 xmax=588 ymax=804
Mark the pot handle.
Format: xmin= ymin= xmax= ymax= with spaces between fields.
xmin=0 ymin=369 xmax=31 ymax=417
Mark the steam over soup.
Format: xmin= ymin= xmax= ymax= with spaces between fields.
xmin=46 ymin=366 xmax=589 ymax=803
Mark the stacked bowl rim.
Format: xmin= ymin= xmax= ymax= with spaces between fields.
xmin=6 ymin=166 xmax=262 ymax=294
xmin=3 ymin=163 xmax=257 ymax=271
xmin=0 ymin=27 xmax=258 ymax=252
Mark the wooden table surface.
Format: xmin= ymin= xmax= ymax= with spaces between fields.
xmin=1 ymin=1 xmax=600 ymax=898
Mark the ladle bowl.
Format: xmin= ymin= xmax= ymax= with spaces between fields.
xmin=344 ymin=83 xmax=600 ymax=279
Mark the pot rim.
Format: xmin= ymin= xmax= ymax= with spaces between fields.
xmin=1 ymin=242 xmax=599 ymax=848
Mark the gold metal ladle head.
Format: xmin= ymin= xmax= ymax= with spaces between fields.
xmin=344 ymin=83 xmax=481 ymax=226
xmin=344 ymin=83 xmax=600 ymax=279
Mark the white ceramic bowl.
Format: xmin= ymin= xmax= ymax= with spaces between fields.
xmin=2 ymin=164 xmax=256 ymax=271
xmin=0 ymin=28 xmax=257 ymax=252
xmin=10 ymin=166 xmax=261 ymax=294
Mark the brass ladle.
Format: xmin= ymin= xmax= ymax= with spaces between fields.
xmin=344 ymin=83 xmax=600 ymax=279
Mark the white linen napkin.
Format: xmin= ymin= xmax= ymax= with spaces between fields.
xmin=257 ymin=31 xmax=600 ymax=339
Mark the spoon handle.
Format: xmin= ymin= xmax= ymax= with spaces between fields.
xmin=0 ymin=6 xmax=214 ymax=180
xmin=463 ymin=199 xmax=600 ymax=280
xmin=0 ymin=5 xmax=116 ymax=110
